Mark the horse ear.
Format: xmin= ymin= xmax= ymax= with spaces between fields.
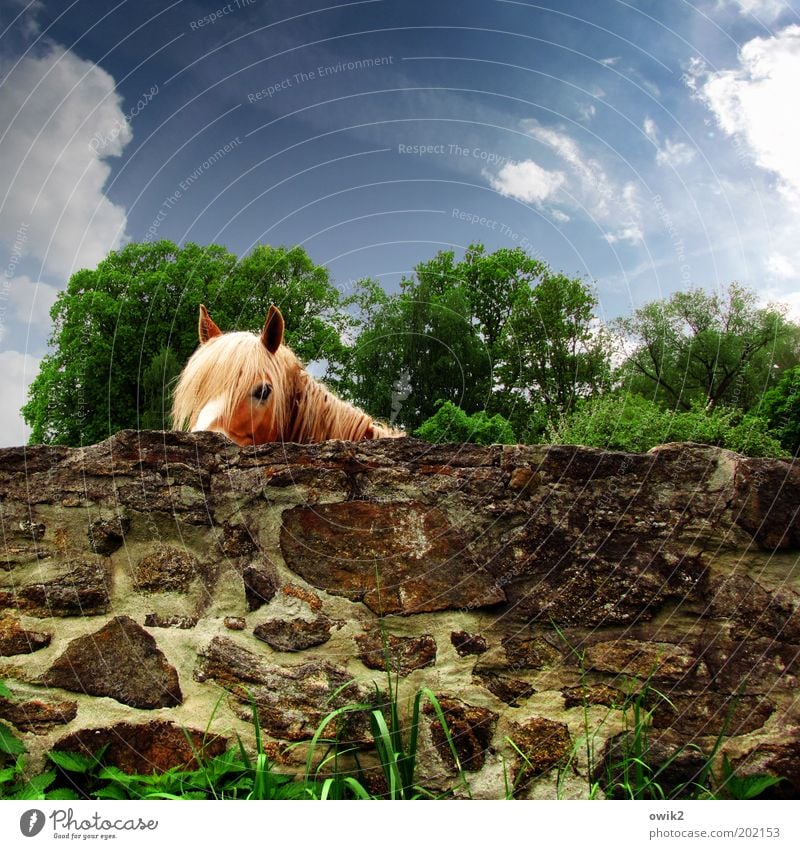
xmin=261 ymin=304 xmax=284 ymax=353
xmin=198 ymin=304 xmax=222 ymax=344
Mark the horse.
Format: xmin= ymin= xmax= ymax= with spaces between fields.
xmin=172 ymin=304 xmax=403 ymax=445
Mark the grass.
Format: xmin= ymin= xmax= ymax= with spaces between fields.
xmin=539 ymin=626 xmax=784 ymax=801
xmin=301 ymin=623 xmax=472 ymax=800
xmin=0 ymin=654 xmax=784 ymax=801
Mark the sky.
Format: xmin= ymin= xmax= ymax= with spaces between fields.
xmin=1 ymin=0 xmax=799 ymax=446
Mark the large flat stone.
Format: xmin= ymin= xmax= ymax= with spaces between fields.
xmin=280 ymin=501 xmax=506 ymax=615
xmin=40 ymin=615 xmax=182 ymax=708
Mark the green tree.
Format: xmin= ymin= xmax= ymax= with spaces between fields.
xmin=760 ymin=364 xmax=800 ymax=455
xmin=499 ymin=269 xmax=611 ymax=437
xmin=350 ymin=244 xmax=609 ymax=433
xmin=139 ymin=345 xmax=182 ymax=430
xmin=616 ymin=284 xmax=799 ymax=412
xmin=23 ymin=241 xmax=351 ymax=445
xmin=350 ymin=253 xmax=492 ymax=429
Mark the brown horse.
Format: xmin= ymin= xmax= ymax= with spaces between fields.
xmin=172 ymin=304 xmax=403 ymax=445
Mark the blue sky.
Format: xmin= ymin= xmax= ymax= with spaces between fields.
xmin=1 ymin=0 xmax=799 ymax=444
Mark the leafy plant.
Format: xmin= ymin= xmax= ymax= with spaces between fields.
xmin=549 ymin=393 xmax=788 ymax=457
xmin=713 ymin=755 xmax=784 ymax=800
xmin=304 ymin=620 xmax=471 ymax=800
xmin=415 ymin=400 xmax=516 ymax=445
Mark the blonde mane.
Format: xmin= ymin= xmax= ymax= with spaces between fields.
xmin=172 ymin=320 xmax=401 ymax=444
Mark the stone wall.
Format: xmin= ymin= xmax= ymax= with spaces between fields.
xmin=0 ymin=431 xmax=798 ymax=798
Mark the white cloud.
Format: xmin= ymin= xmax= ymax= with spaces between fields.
xmin=721 ymin=0 xmax=790 ymax=22
xmin=519 ymin=122 xmax=644 ymax=244
xmin=0 ymin=350 xmax=39 ymax=447
xmin=5 ymin=274 xmax=59 ymax=328
xmin=605 ymin=223 xmax=644 ymax=245
xmin=697 ymin=26 xmax=800 ymax=206
xmin=0 ymin=44 xmax=130 ymax=280
xmin=760 ymin=287 xmax=800 ymax=323
xmin=643 ymin=117 xmax=697 ymax=168
xmin=487 ymin=159 xmax=565 ymax=203
xmin=766 ymin=253 xmax=797 ymax=278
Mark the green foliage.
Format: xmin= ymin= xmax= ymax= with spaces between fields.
xmin=350 ymin=244 xmax=609 ymax=431
xmin=302 ymin=610 xmax=469 ymax=800
xmin=550 ymin=393 xmax=788 ymax=457
xmin=0 ymin=681 xmax=25 ymax=764
xmin=0 ymin=672 xmax=784 ymax=801
xmin=760 ymin=364 xmax=800 ymax=455
xmin=499 ymin=266 xmax=612 ymax=435
xmin=714 ymin=755 xmax=784 ymax=800
xmin=351 ymin=257 xmax=493 ymax=428
xmin=414 ymin=400 xmax=516 ymax=445
xmin=139 ymin=345 xmax=182 ymax=430
xmin=616 ymin=283 xmax=799 ymax=413
xmin=22 ymin=241 xmax=353 ymax=446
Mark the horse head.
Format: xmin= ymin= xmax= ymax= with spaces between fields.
xmin=172 ymin=304 xmax=294 ymax=446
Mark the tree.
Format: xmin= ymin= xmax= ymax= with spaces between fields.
xmin=23 ymin=241 xmax=352 ymax=445
xmin=760 ymin=364 xmax=800 ymax=455
xmin=616 ymin=284 xmax=799 ymax=413
xmin=350 ymin=244 xmax=609 ymax=433
xmin=499 ymin=269 xmax=611 ymax=436
xmin=139 ymin=346 xmax=182 ymax=430
xmin=350 ymin=253 xmax=493 ymax=429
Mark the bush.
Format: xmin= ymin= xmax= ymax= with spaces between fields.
xmin=760 ymin=365 xmax=800 ymax=456
xmin=549 ymin=394 xmax=788 ymax=457
xmin=414 ymin=400 xmax=516 ymax=445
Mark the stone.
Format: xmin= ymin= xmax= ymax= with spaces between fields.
xmin=40 ymin=615 xmax=182 ymax=709
xmin=87 ymin=513 xmax=130 ymax=555
xmin=220 ymin=522 xmax=259 ymax=558
xmin=507 ymin=717 xmax=571 ymax=786
xmin=651 ymin=693 xmax=775 ymax=737
xmin=280 ymin=501 xmax=506 ymax=615
xmin=451 ymin=630 xmax=488 ymax=657
xmin=134 ymin=545 xmax=199 ymax=592
xmin=596 ymin=731 xmax=710 ymax=799
xmin=18 ymin=520 xmax=46 ymax=542
xmin=243 ymin=562 xmax=279 ymax=611
xmin=144 ymin=613 xmax=197 ymax=629
xmin=732 ymin=739 xmax=800 ymax=800
xmin=355 ymin=630 xmax=437 ymax=675
xmin=562 ymin=683 xmax=624 ymax=709
xmin=0 ymin=558 xmax=111 ymax=616
xmin=281 ymin=584 xmax=323 ymax=612
xmin=254 ymin=615 xmax=332 ymax=652
xmin=502 ymin=635 xmax=562 ymax=671
xmin=195 ymin=636 xmax=371 ymax=742
xmin=53 ymin=721 xmax=228 ymax=775
xmin=0 ymin=432 xmax=798 ymax=798
xmin=474 ymin=672 xmax=535 ymax=706
xmin=584 ymin=639 xmax=698 ymax=682
xmin=733 ymin=458 xmax=800 ymax=549
xmin=0 ymin=695 xmax=77 ymax=733
xmin=0 ymin=615 xmax=51 ymax=655
xmin=422 ymin=695 xmax=498 ymax=772
xmin=706 ymin=573 xmax=800 ymax=641
xmin=699 ymin=637 xmax=800 ymax=694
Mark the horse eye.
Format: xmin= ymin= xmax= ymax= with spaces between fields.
xmin=252 ymin=383 xmax=272 ymax=402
